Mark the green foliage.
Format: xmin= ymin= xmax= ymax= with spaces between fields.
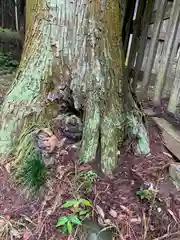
xmin=0 ymin=52 xmax=19 ymax=73
xmin=15 ymin=150 xmax=48 ymax=193
xmin=77 ymin=170 xmax=98 ymax=194
xmin=56 ymin=198 xmax=92 ymax=234
xmin=136 ymin=189 xmax=155 ymax=201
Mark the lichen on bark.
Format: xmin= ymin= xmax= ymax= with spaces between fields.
xmin=0 ymin=0 xmax=149 ymax=175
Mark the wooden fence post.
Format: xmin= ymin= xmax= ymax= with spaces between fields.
xmin=153 ymin=0 xmax=180 ymax=106
xmin=133 ymin=0 xmax=154 ymax=90
xmin=123 ymin=0 xmax=136 ymax=57
xmin=139 ymin=0 xmax=167 ymax=98
xmin=128 ymin=0 xmax=146 ymax=73
xmin=168 ymin=54 xmax=180 ymax=114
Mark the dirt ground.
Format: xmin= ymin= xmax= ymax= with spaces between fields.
xmin=0 ymin=118 xmax=180 ymax=240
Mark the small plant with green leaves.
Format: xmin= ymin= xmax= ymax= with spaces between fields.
xmin=0 ymin=52 xmax=19 ymax=73
xmin=56 ymin=198 xmax=92 ymax=234
xmin=136 ymin=188 xmax=155 ymax=201
xmin=77 ymin=170 xmax=98 ymax=194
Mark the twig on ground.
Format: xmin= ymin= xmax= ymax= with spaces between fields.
xmin=152 ymin=231 xmax=180 ymax=240
xmin=92 ymin=184 xmax=109 ymax=219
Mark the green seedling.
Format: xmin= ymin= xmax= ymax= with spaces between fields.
xmin=136 ymin=189 xmax=155 ymax=201
xmin=77 ymin=170 xmax=98 ymax=193
xmin=56 ymin=198 xmax=92 ymax=234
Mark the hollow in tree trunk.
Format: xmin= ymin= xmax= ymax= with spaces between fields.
xmin=0 ymin=0 xmax=150 ymax=176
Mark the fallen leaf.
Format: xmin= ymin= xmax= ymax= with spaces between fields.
xmin=11 ymin=228 xmax=21 ymax=238
xmin=96 ymin=205 xmax=105 ymax=219
xmin=49 ymin=135 xmax=59 ymax=152
xmin=163 ymin=152 xmax=172 ymax=158
xmin=67 ymin=236 xmax=74 ymax=240
xmin=98 ymin=216 xmax=106 ymax=226
xmin=109 ymin=209 xmax=117 ymax=218
xmin=104 ymin=219 xmax=111 ymax=225
xmin=5 ymin=163 xmax=11 ymax=173
xmin=120 ymin=205 xmax=132 ymax=217
xmin=4 ymin=215 xmax=10 ymax=220
xmin=118 ymin=214 xmax=126 ymax=221
xmin=167 ymin=209 xmax=177 ymax=223
xmin=130 ymin=217 xmax=141 ymax=224
xmin=0 ymin=219 xmax=5 ymax=227
xmin=23 ymin=230 xmax=31 ymax=240
xmin=42 ymin=134 xmax=59 ymax=152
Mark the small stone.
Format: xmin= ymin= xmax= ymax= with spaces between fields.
xmin=157 ymin=207 xmax=161 ymax=213
xmin=109 ymin=209 xmax=117 ymax=218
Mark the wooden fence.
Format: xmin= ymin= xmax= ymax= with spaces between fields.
xmin=126 ymin=0 xmax=180 ymax=94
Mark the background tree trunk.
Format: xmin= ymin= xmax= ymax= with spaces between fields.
xmin=0 ymin=0 xmax=149 ymax=175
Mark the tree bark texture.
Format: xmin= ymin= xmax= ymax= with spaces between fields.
xmin=0 ymin=0 xmax=150 ymax=175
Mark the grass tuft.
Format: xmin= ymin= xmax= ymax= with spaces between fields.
xmin=15 ymin=150 xmax=48 ymax=193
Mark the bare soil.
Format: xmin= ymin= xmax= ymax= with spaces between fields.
xmin=0 ymin=118 xmax=180 ymax=240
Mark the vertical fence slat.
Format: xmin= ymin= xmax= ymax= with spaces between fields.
xmin=139 ymin=0 xmax=167 ymax=98
xmin=153 ymin=0 xmax=180 ymax=106
xmin=168 ymin=54 xmax=180 ymax=113
xmin=123 ymin=0 xmax=136 ymax=56
xmin=128 ymin=0 xmax=146 ymax=73
xmin=133 ymin=0 xmax=154 ymax=90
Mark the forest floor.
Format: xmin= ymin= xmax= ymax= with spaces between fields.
xmin=1 ymin=118 xmax=180 ymax=240
xmin=1 ymin=74 xmax=180 ymax=239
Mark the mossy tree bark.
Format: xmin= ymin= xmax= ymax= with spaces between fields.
xmin=0 ymin=0 xmax=150 ymax=176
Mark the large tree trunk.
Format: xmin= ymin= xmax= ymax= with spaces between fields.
xmin=0 ymin=0 xmax=149 ymax=176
